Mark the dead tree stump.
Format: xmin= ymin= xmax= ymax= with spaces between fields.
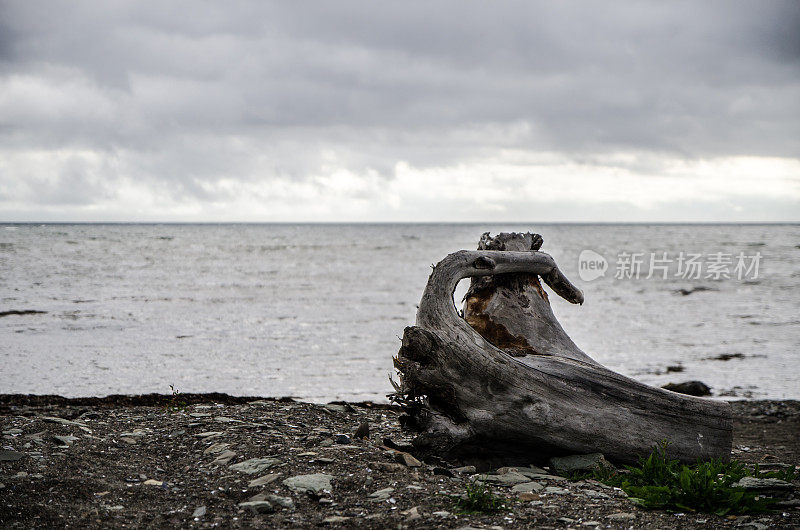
xmin=393 ymin=232 xmax=732 ymax=468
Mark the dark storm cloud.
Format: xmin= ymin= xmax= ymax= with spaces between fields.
xmin=0 ymin=0 xmax=798 ymax=218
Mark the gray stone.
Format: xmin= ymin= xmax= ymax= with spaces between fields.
xmin=229 ymin=457 xmax=280 ymax=474
xmin=732 ymin=476 xmax=794 ymax=492
xmin=283 ymin=473 xmax=333 ymax=494
xmin=322 ymin=516 xmax=350 ymax=524
xmin=661 ymin=381 xmax=711 ymax=396
xmin=395 ymin=452 xmax=423 ymax=467
xmin=453 ymin=465 xmax=476 ymax=474
xmin=203 ymin=442 xmax=230 ymax=455
xmin=238 ymin=500 xmax=274 ymax=514
xmin=196 ymin=431 xmax=223 ymax=438
xmin=477 ymin=471 xmax=530 ymax=486
xmin=525 ymin=473 xmax=568 ymax=481
xmin=432 ymin=511 xmax=451 ymax=517
xmin=544 ymin=486 xmax=570 ymax=495
xmin=548 ymin=453 xmax=612 ymax=476
xmin=373 ymin=462 xmax=405 ymax=473
xmin=354 ymin=421 xmax=370 ymax=439
xmin=265 ymin=494 xmax=294 ymax=510
xmin=192 ymin=506 xmax=206 ymax=518
xmin=369 ymin=487 xmax=395 ymax=501
xmin=607 ymin=512 xmax=636 ymax=521
xmin=581 ymin=489 xmax=610 ymax=499
xmin=248 ymin=473 xmax=281 ymax=487
xmin=402 ymin=506 xmax=421 ymax=521
xmin=213 ymin=450 xmax=236 ymax=465
xmin=511 ymin=481 xmax=544 ymax=493
xmin=119 ymin=430 xmax=147 ymax=437
xmin=0 ymin=449 xmax=24 ymax=461
xmin=3 ymin=429 xmax=23 ymax=435
xmin=41 ymin=416 xmax=91 ymax=432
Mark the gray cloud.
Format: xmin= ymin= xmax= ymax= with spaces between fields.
xmin=0 ymin=0 xmax=798 ymax=219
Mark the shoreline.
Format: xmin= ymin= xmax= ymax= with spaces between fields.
xmin=1 ymin=395 xmax=798 ymax=528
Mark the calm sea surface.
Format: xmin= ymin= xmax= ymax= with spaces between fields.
xmin=1 ymin=223 xmax=798 ymax=402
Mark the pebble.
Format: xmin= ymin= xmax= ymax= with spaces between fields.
xmin=402 ymin=506 xmax=421 ymax=521
xmin=543 ymin=486 xmax=570 ymax=495
xmin=41 ymin=416 xmax=91 ymax=432
xmin=238 ymin=500 xmax=274 ymax=514
xmin=196 ymin=431 xmax=223 ymax=438
xmin=192 ymin=506 xmax=206 ymax=518
xmin=477 ymin=472 xmax=530 ymax=486
xmin=394 ymin=452 xmax=423 ymax=467
xmin=369 ymin=461 xmax=404 ymax=473
xmin=518 ymin=492 xmax=540 ymax=501
xmin=3 ymin=429 xmax=23 ymax=435
xmin=581 ymin=489 xmax=610 ymax=499
xmin=582 ymin=521 xmax=601 ymax=527
xmin=0 ymin=449 xmax=24 ymax=461
xmin=248 ymin=473 xmax=281 ymax=487
xmin=453 ymin=465 xmax=476 ymax=474
xmin=203 ymin=442 xmax=230 ymax=455
xmin=334 ymin=434 xmax=352 ymax=444
xmin=354 ymin=422 xmax=370 ymax=439
xmin=607 ymin=512 xmax=636 ymax=521
xmin=432 ymin=511 xmax=451 ymax=517
xmin=229 ymin=457 xmax=280 ymax=474
xmin=213 ymin=450 xmax=236 ymax=465
xmin=265 ymin=494 xmax=294 ymax=509
xmin=731 ymin=476 xmax=794 ymax=491
xmin=118 ymin=430 xmax=147 ymax=437
xmin=282 ymin=473 xmax=333 ymax=494
xmin=369 ymin=487 xmax=395 ymax=501
xmin=548 ymin=453 xmax=612 ymax=476
xmin=143 ymin=479 xmax=163 ymax=486
xmin=322 ymin=516 xmax=350 ymax=524
xmin=511 ymin=481 xmax=544 ymax=493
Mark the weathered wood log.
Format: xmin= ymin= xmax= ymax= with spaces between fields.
xmin=393 ymin=232 xmax=732 ymax=469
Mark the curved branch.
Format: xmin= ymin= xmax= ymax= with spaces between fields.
xmin=416 ymin=250 xmax=583 ymax=332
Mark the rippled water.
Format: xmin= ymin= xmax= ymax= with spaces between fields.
xmin=1 ymin=223 xmax=798 ymax=401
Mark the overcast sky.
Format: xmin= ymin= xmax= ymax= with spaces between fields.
xmin=1 ymin=1 xmax=798 ymax=222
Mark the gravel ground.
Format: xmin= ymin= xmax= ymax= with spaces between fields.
xmin=1 ymin=395 xmax=798 ymax=529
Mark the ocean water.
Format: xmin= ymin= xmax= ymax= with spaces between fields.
xmin=1 ymin=223 xmax=798 ymax=402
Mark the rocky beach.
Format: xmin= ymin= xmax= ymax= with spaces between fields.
xmin=1 ymin=394 xmax=798 ymax=529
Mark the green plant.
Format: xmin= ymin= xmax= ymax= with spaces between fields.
xmin=166 ymin=384 xmax=187 ymax=412
xmin=581 ymin=442 xmax=785 ymax=515
xmin=455 ymin=481 xmax=508 ymax=514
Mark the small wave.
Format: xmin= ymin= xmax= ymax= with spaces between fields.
xmin=0 ymin=309 xmax=47 ymax=318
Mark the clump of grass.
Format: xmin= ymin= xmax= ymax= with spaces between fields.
xmin=582 ymin=442 xmax=794 ymax=515
xmin=165 ymin=384 xmax=187 ymax=412
xmin=455 ymin=481 xmax=508 ymax=514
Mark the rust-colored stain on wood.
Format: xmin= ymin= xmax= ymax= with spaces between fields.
xmin=464 ymin=288 xmax=537 ymax=357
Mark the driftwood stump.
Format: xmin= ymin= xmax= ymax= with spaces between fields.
xmin=393 ymin=232 xmax=732 ymax=468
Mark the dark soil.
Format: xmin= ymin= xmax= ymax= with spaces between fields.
xmin=1 ymin=395 xmax=798 ymax=529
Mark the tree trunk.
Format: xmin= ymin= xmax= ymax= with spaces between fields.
xmin=393 ymin=232 xmax=732 ymax=469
